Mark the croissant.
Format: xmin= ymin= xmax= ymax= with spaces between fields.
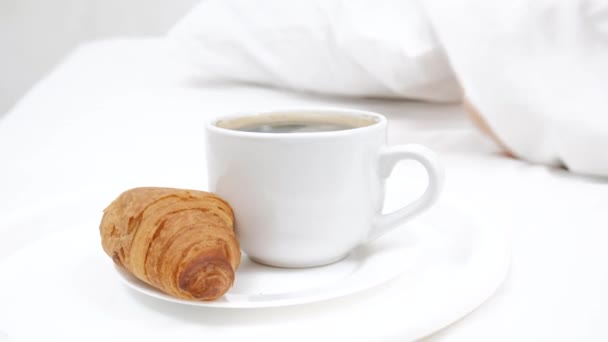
xmin=99 ymin=187 xmax=241 ymax=300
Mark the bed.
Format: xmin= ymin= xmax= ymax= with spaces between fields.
xmin=0 ymin=38 xmax=607 ymax=341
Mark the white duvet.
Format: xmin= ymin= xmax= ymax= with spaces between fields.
xmin=170 ymin=0 xmax=608 ymax=177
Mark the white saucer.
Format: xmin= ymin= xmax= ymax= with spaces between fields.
xmin=114 ymin=228 xmax=421 ymax=308
xmin=113 ymin=202 xmax=505 ymax=309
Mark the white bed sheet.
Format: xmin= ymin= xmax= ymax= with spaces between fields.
xmin=0 ymin=39 xmax=607 ymax=341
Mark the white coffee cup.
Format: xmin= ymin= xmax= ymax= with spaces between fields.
xmin=206 ymin=108 xmax=443 ymax=268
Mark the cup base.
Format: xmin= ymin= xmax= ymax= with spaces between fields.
xmin=248 ymin=253 xmax=350 ymax=269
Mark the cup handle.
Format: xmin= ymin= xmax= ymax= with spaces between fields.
xmin=368 ymin=144 xmax=444 ymax=241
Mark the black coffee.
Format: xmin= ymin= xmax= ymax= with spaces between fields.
xmin=216 ymin=113 xmax=377 ymax=133
xmin=235 ymin=121 xmax=356 ymax=133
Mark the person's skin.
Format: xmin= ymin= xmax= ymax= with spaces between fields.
xmin=462 ymin=98 xmax=514 ymax=157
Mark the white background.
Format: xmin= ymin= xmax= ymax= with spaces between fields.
xmin=0 ymin=0 xmax=199 ymax=116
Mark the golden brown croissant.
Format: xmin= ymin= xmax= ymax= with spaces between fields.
xmin=99 ymin=187 xmax=241 ymax=300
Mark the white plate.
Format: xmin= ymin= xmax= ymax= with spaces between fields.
xmin=114 ymin=227 xmax=421 ymax=308
xmin=0 ymin=202 xmax=509 ymax=341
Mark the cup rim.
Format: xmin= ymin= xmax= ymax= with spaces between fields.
xmin=205 ymin=107 xmax=386 ymax=139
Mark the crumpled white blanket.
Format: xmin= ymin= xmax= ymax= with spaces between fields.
xmin=169 ymin=0 xmax=608 ymax=177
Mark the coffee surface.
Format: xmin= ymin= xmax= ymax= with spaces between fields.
xmin=234 ymin=121 xmax=355 ymax=133
xmin=216 ymin=112 xmax=378 ymax=133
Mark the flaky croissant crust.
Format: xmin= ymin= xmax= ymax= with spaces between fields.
xmin=100 ymin=187 xmax=241 ymax=300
